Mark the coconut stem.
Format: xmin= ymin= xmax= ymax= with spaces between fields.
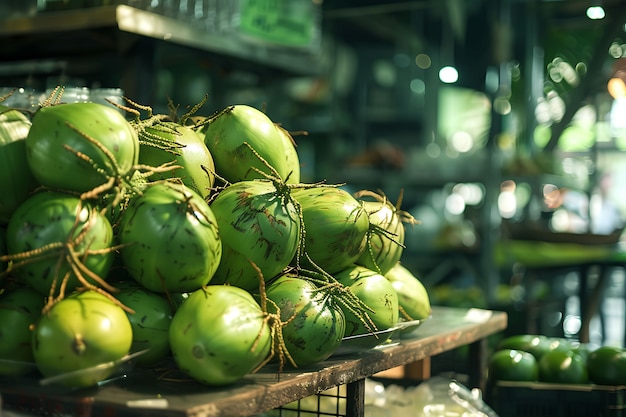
xmin=72 ymin=334 xmax=87 ymax=355
xmin=248 ymin=260 xmax=297 ymax=373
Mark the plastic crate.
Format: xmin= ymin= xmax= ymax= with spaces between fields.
xmin=268 ymin=385 xmax=347 ymax=417
xmin=489 ymin=381 xmax=626 ymax=417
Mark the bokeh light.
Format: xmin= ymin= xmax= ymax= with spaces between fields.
xmin=586 ymin=6 xmax=605 ymax=20
xmin=449 ymin=131 xmax=474 ymax=153
xmin=445 ymin=192 xmax=466 ymax=215
xmin=498 ymin=180 xmax=517 ymax=219
xmin=453 ymin=183 xmax=485 ymax=206
xmin=415 ymin=53 xmax=432 ymax=69
xmin=439 ymin=66 xmax=458 ymax=83
xmin=410 ymin=78 xmax=426 ymax=94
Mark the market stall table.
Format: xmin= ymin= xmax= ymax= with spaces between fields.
xmin=495 ymin=239 xmax=626 ymax=343
xmin=0 ymin=306 xmax=507 ymax=417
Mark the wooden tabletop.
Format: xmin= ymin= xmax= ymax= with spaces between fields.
xmin=0 ymin=306 xmax=507 ymax=417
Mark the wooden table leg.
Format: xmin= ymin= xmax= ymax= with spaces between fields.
xmin=346 ymin=378 xmax=366 ymax=417
xmin=580 ymin=265 xmax=609 ymax=343
xmin=468 ymin=338 xmax=488 ymax=391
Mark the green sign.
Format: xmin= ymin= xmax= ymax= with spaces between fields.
xmin=238 ymin=0 xmax=319 ymax=47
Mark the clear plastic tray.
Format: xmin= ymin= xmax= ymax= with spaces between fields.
xmin=332 ymin=315 xmax=432 ymax=356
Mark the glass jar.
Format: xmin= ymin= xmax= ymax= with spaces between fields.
xmin=49 ymin=86 xmax=90 ymax=103
xmin=1 ymin=87 xmax=42 ymax=109
xmin=90 ymin=88 xmax=125 ymax=108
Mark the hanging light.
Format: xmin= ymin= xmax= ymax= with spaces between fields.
xmin=439 ymin=66 xmax=459 ymax=83
xmin=586 ymin=1 xmax=605 ymax=20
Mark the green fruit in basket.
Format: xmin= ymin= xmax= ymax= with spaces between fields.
xmin=496 ymin=334 xmax=555 ymax=360
xmin=31 ymin=290 xmax=133 ymax=388
xmin=138 ymin=121 xmax=215 ymax=199
xmin=335 ymin=265 xmax=399 ymax=339
xmin=0 ymin=285 xmax=44 ymax=376
xmin=571 ymin=342 xmax=593 ymax=363
xmin=209 ymin=179 xmax=301 ymax=293
xmin=587 ymin=346 xmax=626 ymax=385
xmin=25 ymin=101 xmax=139 ymax=194
xmin=6 ymin=190 xmax=115 ymax=298
xmin=488 ymin=348 xmax=538 ymax=382
xmin=292 ymin=186 xmax=370 ymax=275
xmin=538 ymin=349 xmax=588 ymax=384
xmin=203 ymin=104 xmax=300 ymax=184
xmin=547 ymin=337 xmax=576 ymax=352
xmin=117 ymin=182 xmax=222 ymax=293
xmin=354 ymin=190 xmax=408 ymax=275
xmin=114 ymin=281 xmax=173 ymax=367
xmin=0 ymin=105 xmax=39 ymax=225
xmin=264 ymin=273 xmax=346 ymax=367
xmin=384 ymin=262 xmax=431 ymax=321
xmin=169 ymin=285 xmax=272 ymax=386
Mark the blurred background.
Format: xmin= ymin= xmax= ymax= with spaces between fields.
xmin=2 ymin=0 xmax=626 ymax=347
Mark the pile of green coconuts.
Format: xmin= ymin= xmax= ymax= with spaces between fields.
xmin=0 ymin=87 xmax=432 ymax=389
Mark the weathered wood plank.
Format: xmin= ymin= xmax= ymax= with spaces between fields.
xmin=0 ymin=306 xmax=507 ymax=417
